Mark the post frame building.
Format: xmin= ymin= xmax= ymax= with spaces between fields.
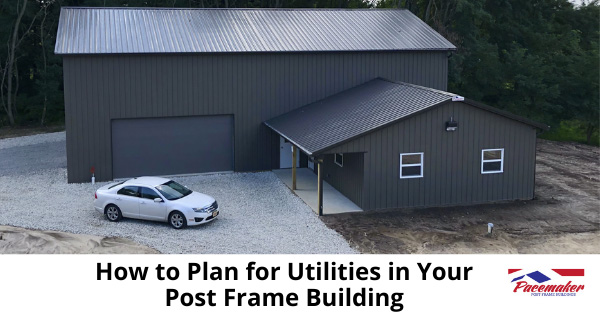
xmin=55 ymin=7 xmax=548 ymax=212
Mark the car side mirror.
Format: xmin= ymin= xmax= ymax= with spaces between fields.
xmin=154 ymin=198 xmax=163 ymax=203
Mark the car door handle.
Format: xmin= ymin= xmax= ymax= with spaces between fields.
xmin=116 ymin=197 xmax=121 ymax=200
xmin=140 ymin=201 xmax=145 ymax=204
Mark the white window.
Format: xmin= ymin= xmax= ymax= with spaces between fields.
xmin=481 ymin=149 xmax=504 ymax=174
xmin=334 ymin=153 xmax=343 ymax=167
xmin=400 ymin=153 xmax=423 ymax=178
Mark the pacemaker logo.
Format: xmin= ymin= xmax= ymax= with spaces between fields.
xmin=508 ymin=269 xmax=585 ymax=296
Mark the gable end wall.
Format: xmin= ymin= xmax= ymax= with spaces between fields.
xmin=324 ymin=102 xmax=537 ymax=210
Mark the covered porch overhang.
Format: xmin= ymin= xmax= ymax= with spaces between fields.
xmin=267 ymin=135 xmax=365 ymax=215
xmin=272 ymin=139 xmax=356 ymax=215
xmin=273 ymin=168 xmax=362 ymax=215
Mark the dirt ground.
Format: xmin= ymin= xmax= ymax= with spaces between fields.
xmin=0 ymin=226 xmax=159 ymax=254
xmin=322 ymin=139 xmax=600 ymax=254
xmin=0 ymin=125 xmax=64 ymax=139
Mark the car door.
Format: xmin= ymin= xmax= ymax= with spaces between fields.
xmin=116 ymin=186 xmax=141 ymax=219
xmin=139 ymin=187 xmax=167 ymax=221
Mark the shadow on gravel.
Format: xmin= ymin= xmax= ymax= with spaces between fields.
xmin=0 ymin=141 xmax=66 ymax=176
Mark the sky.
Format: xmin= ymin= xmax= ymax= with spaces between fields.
xmin=569 ymin=0 xmax=591 ymax=6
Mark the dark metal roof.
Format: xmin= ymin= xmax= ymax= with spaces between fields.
xmin=264 ymin=78 xmax=549 ymax=156
xmin=54 ymin=7 xmax=456 ymax=54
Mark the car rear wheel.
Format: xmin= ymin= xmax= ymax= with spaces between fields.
xmin=169 ymin=211 xmax=187 ymax=229
xmin=105 ymin=205 xmax=122 ymax=222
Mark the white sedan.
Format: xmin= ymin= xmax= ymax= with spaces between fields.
xmin=94 ymin=177 xmax=219 ymax=229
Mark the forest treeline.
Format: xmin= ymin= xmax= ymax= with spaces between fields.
xmin=0 ymin=0 xmax=598 ymax=144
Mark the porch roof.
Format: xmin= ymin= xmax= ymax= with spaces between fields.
xmin=264 ymin=78 xmax=549 ymax=156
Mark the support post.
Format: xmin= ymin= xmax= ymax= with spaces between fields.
xmin=317 ymin=160 xmax=323 ymax=216
xmin=292 ymin=145 xmax=297 ymax=190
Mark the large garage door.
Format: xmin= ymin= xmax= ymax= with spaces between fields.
xmin=112 ymin=115 xmax=233 ymax=178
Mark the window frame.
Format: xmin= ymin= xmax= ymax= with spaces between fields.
xmin=399 ymin=152 xmax=424 ymax=179
xmin=334 ymin=153 xmax=344 ymax=167
xmin=117 ymin=186 xmax=140 ymax=198
xmin=481 ymin=148 xmax=504 ymax=174
xmin=140 ymin=187 xmax=162 ymax=201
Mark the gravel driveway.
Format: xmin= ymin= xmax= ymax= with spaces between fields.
xmin=0 ymin=132 xmax=66 ymax=176
xmin=0 ymin=132 xmax=357 ymax=254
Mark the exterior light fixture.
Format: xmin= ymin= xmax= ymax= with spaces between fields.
xmin=446 ymin=117 xmax=458 ymax=132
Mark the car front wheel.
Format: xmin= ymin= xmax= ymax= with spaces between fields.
xmin=105 ymin=204 xmax=122 ymax=222
xmin=169 ymin=211 xmax=187 ymax=229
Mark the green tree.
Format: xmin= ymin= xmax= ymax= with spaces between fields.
xmin=377 ymin=0 xmax=599 ymax=144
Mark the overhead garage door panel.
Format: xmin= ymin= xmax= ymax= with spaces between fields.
xmin=112 ymin=115 xmax=233 ymax=178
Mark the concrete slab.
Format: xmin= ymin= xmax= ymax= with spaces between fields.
xmin=273 ymin=168 xmax=363 ymax=215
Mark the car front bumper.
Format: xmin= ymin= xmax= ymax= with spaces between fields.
xmin=186 ymin=209 xmax=219 ymax=226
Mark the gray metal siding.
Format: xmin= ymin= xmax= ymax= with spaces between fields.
xmin=324 ymin=102 xmax=537 ymax=210
xmin=63 ymin=51 xmax=448 ymax=183
xmin=322 ymin=153 xmax=364 ymax=207
xmin=111 ymin=115 xmax=233 ymax=178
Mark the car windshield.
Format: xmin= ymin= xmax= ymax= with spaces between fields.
xmin=155 ymin=180 xmax=192 ymax=200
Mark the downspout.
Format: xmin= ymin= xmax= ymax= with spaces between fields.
xmin=317 ymin=156 xmax=324 ymax=216
xmin=533 ymin=129 xmax=540 ymax=200
xmin=292 ymin=146 xmax=297 ymax=190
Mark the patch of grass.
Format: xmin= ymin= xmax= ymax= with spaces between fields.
xmin=540 ymin=120 xmax=599 ymax=147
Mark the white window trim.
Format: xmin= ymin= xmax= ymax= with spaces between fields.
xmin=481 ymin=148 xmax=504 ymax=174
xmin=399 ymin=152 xmax=424 ymax=179
xmin=334 ymin=153 xmax=343 ymax=167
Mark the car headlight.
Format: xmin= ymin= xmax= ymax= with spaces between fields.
xmin=193 ymin=207 xmax=209 ymax=213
